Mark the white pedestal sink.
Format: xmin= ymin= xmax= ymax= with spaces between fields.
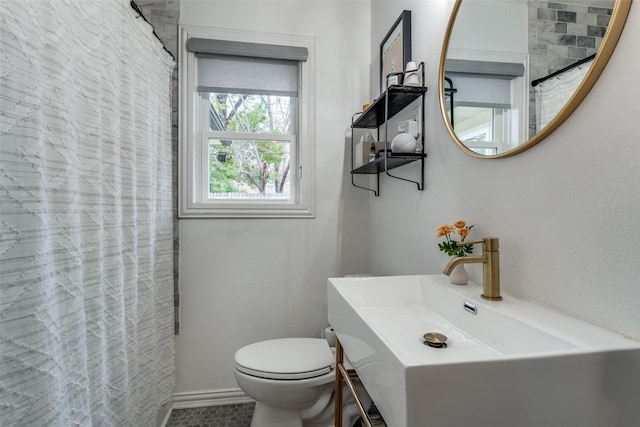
xmin=328 ymin=275 xmax=640 ymax=427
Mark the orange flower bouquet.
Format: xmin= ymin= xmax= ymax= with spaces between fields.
xmin=436 ymin=220 xmax=474 ymax=257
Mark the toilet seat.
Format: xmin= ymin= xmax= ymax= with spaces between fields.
xmin=234 ymin=338 xmax=335 ymax=380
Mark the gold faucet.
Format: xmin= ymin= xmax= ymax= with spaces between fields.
xmin=443 ymin=237 xmax=502 ymax=301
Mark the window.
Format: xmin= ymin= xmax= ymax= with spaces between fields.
xmin=453 ymin=105 xmax=509 ymax=155
xmin=445 ymin=57 xmax=528 ymax=154
xmin=179 ymin=27 xmax=315 ymax=218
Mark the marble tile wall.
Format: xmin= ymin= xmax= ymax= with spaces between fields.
xmin=528 ymin=0 xmax=613 ymax=81
xmin=528 ymin=1 xmax=613 ymax=137
xmin=135 ymin=0 xmax=181 ymax=334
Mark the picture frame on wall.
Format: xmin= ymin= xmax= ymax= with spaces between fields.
xmin=380 ymin=10 xmax=411 ymax=93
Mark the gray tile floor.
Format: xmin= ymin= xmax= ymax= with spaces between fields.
xmin=166 ymin=403 xmax=255 ymax=427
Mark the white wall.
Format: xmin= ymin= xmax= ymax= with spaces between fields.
xmin=176 ymin=1 xmax=371 ymax=395
xmin=449 ymin=0 xmax=528 ymax=54
xmin=369 ymin=1 xmax=640 ymax=339
xmin=175 ymin=0 xmax=640 ymax=399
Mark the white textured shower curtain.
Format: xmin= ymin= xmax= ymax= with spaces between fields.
xmin=535 ymin=58 xmax=593 ymax=131
xmin=0 ymin=1 xmax=175 ymax=426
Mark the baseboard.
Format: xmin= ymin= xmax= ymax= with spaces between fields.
xmin=172 ymin=388 xmax=255 ymax=409
xmin=157 ymin=405 xmax=172 ymax=427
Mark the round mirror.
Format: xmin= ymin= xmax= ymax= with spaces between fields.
xmin=438 ymin=0 xmax=631 ymax=158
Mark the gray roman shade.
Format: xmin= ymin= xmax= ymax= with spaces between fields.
xmin=448 ymin=74 xmax=513 ymax=108
xmin=187 ymin=38 xmax=308 ymax=62
xmin=187 ymin=38 xmax=306 ymax=97
xmin=447 ymin=59 xmax=525 ymax=108
xmin=446 ymin=59 xmax=524 ymax=78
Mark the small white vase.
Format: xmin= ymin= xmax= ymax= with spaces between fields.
xmin=449 ymin=264 xmax=469 ymax=285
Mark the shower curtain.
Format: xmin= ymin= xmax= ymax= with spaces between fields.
xmin=0 ymin=1 xmax=175 ymax=426
xmin=535 ymin=58 xmax=593 ymax=131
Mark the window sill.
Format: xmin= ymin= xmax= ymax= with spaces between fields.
xmin=178 ymin=202 xmax=315 ymax=219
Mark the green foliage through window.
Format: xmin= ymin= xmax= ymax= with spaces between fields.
xmin=207 ymin=93 xmax=295 ymax=198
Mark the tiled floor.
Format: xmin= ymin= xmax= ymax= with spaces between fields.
xmin=166 ymin=403 xmax=256 ymax=427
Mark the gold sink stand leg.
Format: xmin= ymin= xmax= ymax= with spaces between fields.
xmin=335 ymin=339 xmax=344 ymax=427
xmin=335 ymin=338 xmax=375 ymax=427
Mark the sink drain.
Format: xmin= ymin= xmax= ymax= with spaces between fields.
xmin=423 ymin=332 xmax=448 ymax=348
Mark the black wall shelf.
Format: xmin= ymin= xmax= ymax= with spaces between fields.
xmin=353 ymin=86 xmax=427 ymax=129
xmin=350 ymin=63 xmax=427 ymax=197
xmin=352 ymin=153 xmax=426 ymax=175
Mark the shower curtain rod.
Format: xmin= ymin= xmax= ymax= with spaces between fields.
xmin=531 ymin=53 xmax=595 ymax=87
xmin=130 ymin=0 xmax=176 ymax=61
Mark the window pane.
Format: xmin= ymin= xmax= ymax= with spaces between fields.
xmin=208 ymin=93 xmax=295 ymax=135
xmin=209 ymin=138 xmax=291 ymax=200
xmin=454 ymin=106 xmax=508 ymax=143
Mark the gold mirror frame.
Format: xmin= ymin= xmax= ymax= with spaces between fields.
xmin=438 ymin=0 xmax=632 ymax=159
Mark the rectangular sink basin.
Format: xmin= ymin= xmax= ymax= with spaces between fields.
xmin=328 ymin=275 xmax=640 ymax=427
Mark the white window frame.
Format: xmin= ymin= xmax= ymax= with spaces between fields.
xmin=179 ymin=25 xmax=315 ymax=218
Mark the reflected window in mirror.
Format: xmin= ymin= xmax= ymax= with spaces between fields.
xmin=446 ymin=68 xmax=523 ymax=153
xmin=445 ymin=60 xmax=527 ymax=154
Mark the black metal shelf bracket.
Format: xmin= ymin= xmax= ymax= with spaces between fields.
xmin=350 ymin=112 xmax=380 ymax=196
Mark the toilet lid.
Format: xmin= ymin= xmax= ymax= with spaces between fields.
xmin=235 ymin=338 xmax=335 ymax=380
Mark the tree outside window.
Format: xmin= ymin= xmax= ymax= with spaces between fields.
xmin=208 ymin=93 xmax=294 ymax=199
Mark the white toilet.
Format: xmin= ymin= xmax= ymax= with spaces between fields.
xmin=233 ymin=337 xmax=364 ymax=427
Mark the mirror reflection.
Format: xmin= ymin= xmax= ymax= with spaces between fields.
xmin=439 ymin=0 xmax=624 ymax=158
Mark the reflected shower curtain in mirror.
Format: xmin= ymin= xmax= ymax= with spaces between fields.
xmin=0 ymin=1 xmax=175 ymax=425
xmin=534 ymin=59 xmax=592 ymax=131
